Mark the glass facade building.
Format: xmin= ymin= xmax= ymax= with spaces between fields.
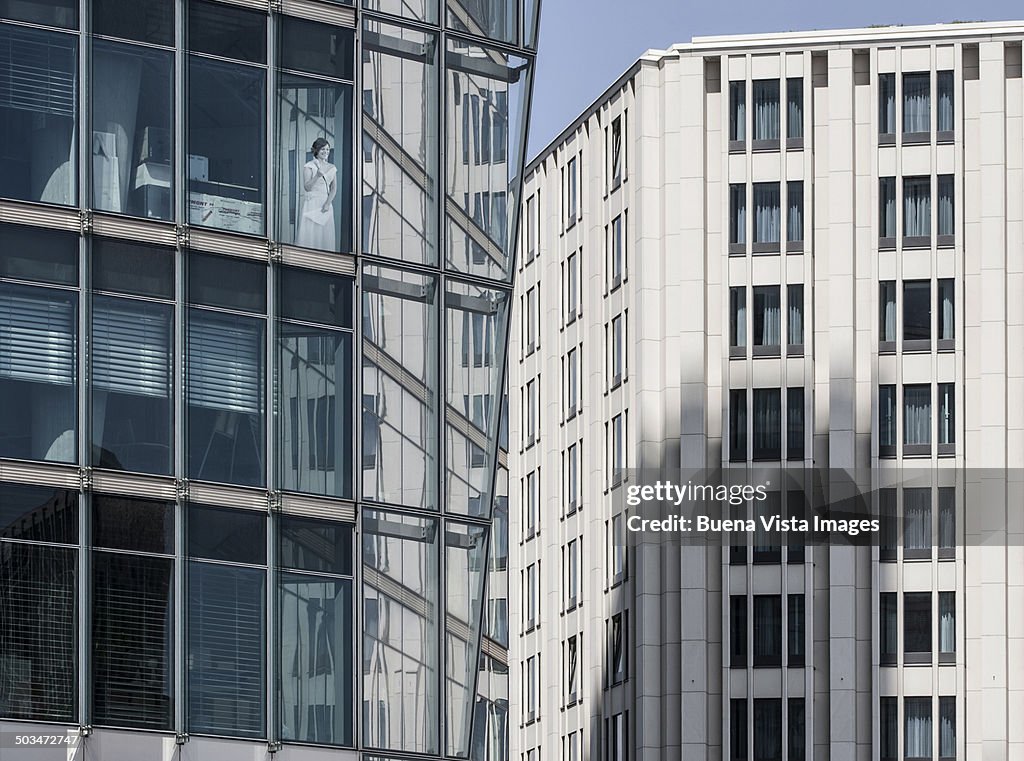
xmin=0 ymin=1 xmax=536 ymax=759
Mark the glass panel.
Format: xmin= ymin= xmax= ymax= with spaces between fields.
xmin=939 ymin=383 xmax=954 ymax=445
xmin=904 ymin=592 xmax=931 ymax=654
xmin=752 ymin=286 xmax=780 ymax=347
xmin=730 ymin=184 xmax=746 ymax=244
xmin=0 ymin=222 xmax=78 ymax=285
xmin=0 ymin=25 xmax=78 ymax=205
xmin=939 ymin=697 xmax=955 ymax=757
xmin=880 ymin=281 xmax=896 ymax=342
xmin=938 ymin=175 xmax=954 ymax=235
xmin=280 ymin=17 xmax=353 ymax=80
xmin=0 ymin=483 xmax=78 ymax=544
xmin=93 ymin=0 xmax=173 ymax=46
xmin=281 ymin=268 xmax=353 ymax=328
xmin=752 ymin=80 xmax=779 ymax=141
xmin=187 ymin=57 xmax=266 ymax=235
xmin=279 ymin=516 xmax=353 ymax=575
xmin=904 ymin=385 xmax=931 ymax=446
xmin=364 ymin=0 xmax=437 ymax=24
xmin=729 ymin=287 xmax=746 ymax=348
xmin=94 ymin=238 xmax=174 ymax=299
xmin=276 ymin=74 xmax=353 ymax=253
xmin=187 ymin=561 xmax=266 ymax=737
xmin=938 ymin=488 xmax=955 ymax=550
xmin=904 ymin=176 xmax=931 ymax=237
xmin=788 ymin=698 xmax=805 ymax=761
xmin=879 ymin=385 xmax=896 ymax=449
xmin=880 ymin=489 xmax=898 ymax=557
xmin=879 ymin=177 xmax=896 ymax=237
xmin=92 ymin=495 xmax=173 ymax=554
xmin=787 ymin=284 xmax=803 ymax=345
xmin=188 ymin=504 xmax=266 ymax=565
xmin=362 ymin=265 xmax=439 ymax=510
xmin=92 ymin=41 xmax=174 ymax=220
xmin=730 ymin=698 xmax=747 ymax=760
xmin=787 ymin=387 xmax=804 ymax=460
xmin=903 ymin=73 xmax=930 ymax=134
xmin=187 ymin=309 xmax=266 ymax=486
xmin=0 ymin=542 xmax=77 ymax=721
xmin=445 ymin=521 xmax=489 ymax=756
xmin=189 ymin=251 xmax=266 ymax=313
xmin=937 ymin=71 xmax=954 ymax=132
xmin=729 ymin=81 xmax=746 ymax=141
xmin=362 ymin=509 xmax=439 ymax=754
xmin=787 ymin=181 xmax=803 ymax=242
xmin=879 ymin=73 xmax=895 ymax=134
xmin=903 ymin=280 xmax=930 ymax=341
xmin=730 ymin=595 xmax=746 ymax=660
xmin=445 ymin=37 xmax=529 ymax=281
xmin=0 ymin=283 xmax=77 ymax=463
xmin=881 ymin=697 xmax=898 ymax=760
xmin=92 ymin=552 xmax=173 ymax=729
xmin=753 ymin=595 xmax=781 ymax=662
xmin=753 ymin=698 xmax=782 ymax=761
xmin=905 ymin=698 xmax=932 ymax=759
xmin=280 ymin=323 xmax=352 ymax=498
xmin=753 ymin=492 xmax=780 ymax=560
xmin=446 ymin=0 xmax=514 ymax=45
xmin=880 ymin=592 xmax=897 ymax=659
xmin=91 ymin=295 xmax=173 ymax=475
xmin=753 ymin=183 xmax=780 ymax=243
xmin=1 ymin=0 xmax=77 ymax=27
xmin=938 ymin=279 xmax=954 ymax=340
xmin=188 ymin=0 xmax=266 ymax=64
xmin=278 ymin=572 xmax=353 ymax=745
xmin=939 ymin=592 xmax=955 ymax=653
xmin=729 ymin=389 xmax=747 ymax=461
xmin=446 ymin=280 xmax=508 ymax=516
xmin=786 ymin=78 xmax=803 ymax=139
xmin=904 ymin=488 xmax=931 ymax=551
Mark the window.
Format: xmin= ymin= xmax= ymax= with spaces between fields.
xmin=938 ymin=383 xmax=955 ymax=452
xmin=524 ymin=563 xmax=537 ymax=628
xmin=565 ymin=347 xmax=579 ymax=416
xmin=939 ymin=697 xmax=956 ymax=759
xmin=939 ymin=592 xmax=955 ymax=659
xmin=903 ymin=72 xmax=930 ymax=137
xmin=565 ymin=635 xmax=579 ymax=701
xmin=786 ymin=181 xmax=803 ymax=246
xmin=753 ymin=492 xmax=781 ymax=563
xmin=786 ymin=78 xmax=803 ymax=141
xmin=752 ymin=286 xmax=781 ymax=352
xmin=937 ymin=70 xmax=955 ymax=136
xmin=786 ymin=490 xmax=806 ymax=564
xmin=730 ymin=389 xmax=747 ymax=461
xmin=905 ymin=697 xmax=932 ymax=759
xmin=524 ymin=379 xmax=537 ymax=446
xmin=525 ymin=195 xmax=536 ymax=258
xmin=938 ymin=175 xmax=954 ymax=240
xmin=753 ymin=698 xmax=782 ymax=761
xmin=565 ymin=539 xmax=579 ymax=607
xmin=879 ymin=385 xmax=896 ymax=456
xmin=880 ymin=489 xmax=898 ymax=560
xmin=524 ymin=655 xmax=537 ymax=719
xmin=788 ymin=698 xmax=806 ymax=761
xmin=938 ymin=279 xmax=954 ymax=346
xmin=565 ymin=251 xmax=578 ymax=321
xmin=610 ymin=314 xmax=625 ymax=385
xmin=2 ymin=0 xmax=77 ymax=27
xmin=729 ymin=81 xmax=746 ymax=144
xmin=787 ymin=284 xmax=804 ymax=350
xmin=609 ymin=513 xmax=626 ymax=583
xmin=752 ymin=80 xmax=780 ymax=143
xmin=879 ymin=73 xmax=896 ymax=137
xmin=609 ymin=612 xmax=626 ymax=684
xmin=938 ymin=487 xmax=955 ymax=556
xmin=524 ymin=287 xmax=537 ymax=351
xmin=609 ymin=214 xmax=624 ymax=285
xmin=904 ymin=488 xmax=931 ymax=555
xmin=753 ymin=595 xmax=782 ymax=666
xmin=880 ymin=592 xmax=897 ymax=663
xmin=752 ymin=388 xmax=781 ymax=461
xmin=904 ymin=592 xmax=931 ymax=660
xmin=608 ymin=712 xmax=626 ymax=761
xmin=904 ymin=384 xmax=931 ymax=453
xmin=880 ymin=697 xmax=898 ymax=760
xmin=0 ymin=25 xmax=78 ymax=206
xmin=787 ymin=594 xmax=805 ymax=666
xmin=880 ymin=281 xmax=897 ymax=347
xmin=609 ymin=115 xmax=623 ymax=188
xmin=566 ymin=443 xmax=579 ymax=511
xmin=524 ymin=471 xmax=537 ymax=537
xmin=879 ymin=177 xmax=897 ymax=243
xmin=730 ymin=184 xmax=747 ymax=250
xmin=753 ymin=183 xmax=781 ymax=248
xmin=609 ymin=413 xmax=625 ymax=483
xmin=730 ymin=699 xmax=748 ymax=761
xmin=903 ymin=280 xmax=931 ymax=348
xmin=566 ymin=155 xmax=577 ymax=224
xmin=730 ymin=595 xmax=747 ymax=664
xmin=903 ymin=177 xmax=931 ymax=242
xmin=729 ymin=287 xmax=747 ymax=354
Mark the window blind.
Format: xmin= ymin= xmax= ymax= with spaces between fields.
xmin=188 ymin=310 xmax=263 ymax=414
xmin=92 ymin=299 xmax=170 ymax=398
xmin=0 ymin=285 xmax=76 ymax=386
xmin=0 ymin=26 xmax=77 ymax=117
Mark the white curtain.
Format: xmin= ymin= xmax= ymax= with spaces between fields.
xmin=788 ymin=287 xmax=803 ymax=345
xmin=880 ymin=387 xmax=896 ymax=446
xmin=940 ymin=596 xmax=955 ymax=653
xmin=881 ymin=178 xmax=897 ymax=237
xmin=880 ymin=74 xmax=896 ymax=133
xmin=938 ymin=490 xmax=955 ymax=548
xmin=939 ymin=701 xmax=956 ymax=757
xmin=731 ymin=288 xmax=747 ymax=347
xmin=940 ymin=283 xmax=954 ymax=340
xmin=904 ymin=178 xmax=931 ymax=237
xmin=753 ymin=390 xmax=781 ymax=458
xmin=938 ymin=176 xmax=954 ymax=235
xmin=939 ymin=384 xmax=954 ymax=444
xmin=731 ymin=185 xmax=746 ymax=243
xmin=787 ymin=183 xmax=803 ymax=241
xmin=903 ymin=488 xmax=931 ymax=551
xmin=753 ymin=81 xmax=780 ymax=140
xmin=756 ymin=289 xmax=781 ymax=346
xmin=884 ymin=303 xmax=897 ymax=342
xmin=787 ymin=79 xmax=803 ymax=138
xmin=937 ymin=71 xmax=954 ymax=131
xmin=905 ymin=700 xmax=932 ymax=759
xmin=903 ymin=74 xmax=931 ymax=134
xmin=755 ymin=184 xmax=781 ymax=243
xmin=730 ymin=82 xmax=746 ymax=141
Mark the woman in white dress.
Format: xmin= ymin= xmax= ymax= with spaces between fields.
xmin=296 ymin=137 xmax=337 ymax=250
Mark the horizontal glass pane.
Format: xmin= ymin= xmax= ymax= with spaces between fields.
xmin=0 ymin=543 xmax=77 ymax=722
xmin=364 ymin=0 xmax=436 ymax=24
xmin=0 ymin=283 xmax=78 ymax=463
xmin=278 ymin=572 xmax=353 ymax=745
xmin=93 ymin=0 xmax=173 ymax=46
xmin=280 ymin=16 xmax=353 ymax=80
xmin=92 ymin=40 xmax=174 ymax=220
xmin=189 ymin=251 xmax=266 ymax=313
xmin=92 ymin=494 xmax=173 ymax=554
xmin=1 ymin=0 xmax=77 ymax=28
xmin=188 ymin=503 xmax=266 ymax=565
xmin=279 ymin=515 xmax=353 ymax=575
xmin=0 ymin=482 xmax=78 ymax=544
xmin=0 ymin=222 xmax=78 ymax=285
xmin=188 ymin=0 xmax=266 ymax=63
xmin=0 ymin=25 xmax=78 ymax=206
xmin=276 ymin=74 xmax=353 ymax=253
xmin=92 ymin=552 xmax=173 ymax=729
xmin=187 ymin=57 xmax=266 ymax=235
xmin=280 ymin=267 xmax=353 ymax=328
xmin=93 ymin=237 xmax=174 ymax=299
xmin=447 ymin=0 xmax=515 ymax=45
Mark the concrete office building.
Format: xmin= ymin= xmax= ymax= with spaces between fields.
xmin=0 ymin=1 xmax=537 ymax=760
xmin=510 ymin=21 xmax=1024 ymax=761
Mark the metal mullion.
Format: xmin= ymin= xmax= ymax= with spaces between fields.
xmin=436 ymin=24 xmax=449 ymax=757
xmin=265 ymin=4 xmax=277 ymax=724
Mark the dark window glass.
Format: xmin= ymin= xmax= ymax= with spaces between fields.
xmin=92 ymin=495 xmax=173 ymax=554
xmin=903 ymin=281 xmax=931 ymax=341
xmin=188 ymin=504 xmax=266 ymax=565
xmin=938 ymin=279 xmax=954 ymax=341
xmin=0 ymin=483 xmax=78 ymax=544
xmin=903 ymin=72 xmax=930 ymax=134
xmin=729 ymin=389 xmax=747 ymax=462
xmin=93 ymin=238 xmax=174 ymax=299
xmin=938 ymin=487 xmax=955 ymax=551
xmin=730 ymin=184 xmax=746 ymax=244
xmin=904 ymin=487 xmax=931 ymax=552
xmin=937 ymin=71 xmax=954 ymax=132
xmin=752 ymin=80 xmax=780 ymax=141
xmin=0 ymin=283 xmax=78 ymax=464
xmin=786 ymin=78 xmax=803 ymax=139
xmin=189 ymin=251 xmax=266 ymax=313
xmin=752 ymin=388 xmax=781 ymax=461
xmin=880 ymin=177 xmax=896 ymax=237
xmin=787 ymin=284 xmax=803 ymax=346
xmin=880 ymin=281 xmax=896 ymax=342
xmin=880 ymin=697 xmax=898 ymax=760
xmin=880 ymin=592 xmax=897 ymax=662
xmin=786 ymin=490 xmax=805 ymax=564
xmin=905 ymin=697 xmax=932 ymax=759
xmin=753 ymin=183 xmax=780 ymax=243
xmin=752 ymin=286 xmax=780 ymax=347
xmin=0 ymin=542 xmax=77 ymax=721
xmin=787 ymin=387 xmax=804 ymax=460
xmin=280 ymin=268 xmax=353 ymax=328
xmin=730 ymin=594 xmax=747 ymax=662
xmin=939 ymin=697 xmax=955 ymax=758
xmin=1 ymin=0 xmax=77 ymax=27
xmin=753 ymin=491 xmax=780 ymax=563
xmin=279 ymin=515 xmax=353 ymax=575
xmin=904 ymin=592 xmax=932 ymax=656
xmin=787 ymin=593 xmax=804 ymax=664
xmin=93 ymin=0 xmax=173 ymax=45
xmin=879 ymin=385 xmax=896 ymax=452
xmin=188 ymin=0 xmax=266 ymax=63
xmin=880 ymin=489 xmax=898 ymax=558
xmin=0 ymin=223 xmax=78 ymax=285
xmin=280 ymin=16 xmax=354 ymax=80
xmin=754 ymin=698 xmax=782 ymax=761
xmin=939 ymin=592 xmax=955 ymax=654
xmin=788 ymin=698 xmax=805 ymax=761
xmin=938 ymin=175 xmax=954 ymax=236
xmin=730 ymin=698 xmax=747 ymax=761
xmin=0 ymin=26 xmax=78 ymax=206
xmin=879 ymin=73 xmax=896 ymax=134
xmin=753 ymin=595 xmax=782 ymax=665
xmin=729 ymin=286 xmax=746 ymax=348
xmin=92 ymin=552 xmax=173 ymax=728
xmin=92 ymin=40 xmax=174 ymax=220
xmin=729 ymin=82 xmax=746 ymax=142
xmin=787 ymin=181 xmax=803 ymax=242
xmin=939 ymin=383 xmax=955 ymax=446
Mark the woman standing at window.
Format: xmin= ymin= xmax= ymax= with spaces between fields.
xmin=297 ymin=138 xmax=337 ymax=250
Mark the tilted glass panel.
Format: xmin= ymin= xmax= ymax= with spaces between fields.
xmin=93 ymin=0 xmax=173 ymax=46
xmin=94 ymin=237 xmax=174 ymax=299
xmin=1 ymin=0 xmax=77 ymax=27
xmin=445 ymin=521 xmax=489 ymax=756
xmin=0 ymin=25 xmax=78 ymax=206
xmin=362 ymin=509 xmax=439 ymax=754
xmin=280 ymin=515 xmax=353 ymax=576
xmin=188 ymin=0 xmax=266 ymax=64
xmin=364 ymin=0 xmax=437 ymax=25
xmin=362 ymin=19 xmax=439 ymax=266
xmin=93 ymin=495 xmax=173 ymax=554
xmin=446 ymin=0 xmax=515 ymax=45
xmin=445 ymin=37 xmax=530 ymax=281
xmin=0 ymin=482 xmax=79 ymax=544
xmin=280 ymin=17 xmax=354 ymax=81
xmin=0 ymin=283 xmax=78 ymax=463
xmin=188 ymin=504 xmax=267 ymax=565
xmin=92 ymin=40 xmax=174 ymax=220
xmin=445 ymin=279 xmax=508 ymax=517
xmin=362 ymin=265 xmax=439 ymax=510
xmin=189 ymin=250 xmax=266 ymax=313
xmin=0 ymin=222 xmax=78 ymax=285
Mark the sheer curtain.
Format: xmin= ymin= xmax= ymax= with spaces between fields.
xmin=903 ymin=73 xmax=931 ymax=133
xmin=938 ymin=175 xmax=954 ymax=235
xmin=730 ymin=81 xmax=746 ymax=141
xmin=754 ymin=287 xmax=781 ymax=346
xmin=880 ymin=177 xmax=897 ymax=237
xmin=880 ymin=282 xmax=897 ymax=341
xmin=939 ymin=383 xmax=955 ymax=445
xmin=730 ymin=287 xmax=747 ymax=347
xmin=753 ymin=699 xmax=782 ymax=761
xmin=939 ymin=699 xmax=956 ymax=758
xmin=786 ymin=78 xmax=803 ymax=139
xmin=939 ymin=592 xmax=955 ymax=653
xmin=937 ymin=71 xmax=954 ymax=132
xmin=904 ymin=385 xmax=932 ymax=445
xmin=879 ymin=73 xmax=896 ymax=134
xmin=730 ymin=184 xmax=746 ymax=243
xmin=753 ymin=80 xmax=780 ymax=140
xmin=904 ymin=178 xmax=931 ymax=238
xmin=787 ymin=285 xmax=803 ymax=345
xmin=938 ymin=488 xmax=955 ymax=549
xmin=879 ymin=386 xmax=896 ymax=448
xmin=903 ymin=488 xmax=931 ymax=551
xmin=787 ymin=181 xmax=803 ymax=241
xmin=904 ymin=699 xmax=932 ymax=759
xmin=939 ymin=280 xmax=954 ymax=340
xmin=753 ymin=389 xmax=781 ymax=459
xmin=754 ymin=184 xmax=780 ymax=243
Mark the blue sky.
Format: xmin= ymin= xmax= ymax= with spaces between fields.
xmin=527 ymin=0 xmax=1023 ymax=156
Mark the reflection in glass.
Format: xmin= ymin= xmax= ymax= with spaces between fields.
xmin=446 ymin=0 xmax=514 ymax=44
xmin=92 ymin=41 xmax=174 ymax=220
xmin=187 ymin=57 xmax=266 ymax=235
xmin=0 ymin=222 xmax=78 ymax=285
xmin=188 ymin=0 xmax=266 ymax=64
xmin=93 ymin=0 xmax=173 ymax=46
xmin=362 ymin=19 xmax=439 ymax=265
xmin=0 ymin=25 xmax=78 ymax=206
xmin=363 ymin=0 xmax=436 ymax=24
xmin=1 ymin=0 xmax=77 ymax=27
xmin=0 ymin=283 xmax=77 ymax=463
xmin=362 ymin=509 xmax=439 ymax=754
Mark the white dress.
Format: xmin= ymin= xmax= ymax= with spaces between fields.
xmin=296 ymin=160 xmax=337 ymax=251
